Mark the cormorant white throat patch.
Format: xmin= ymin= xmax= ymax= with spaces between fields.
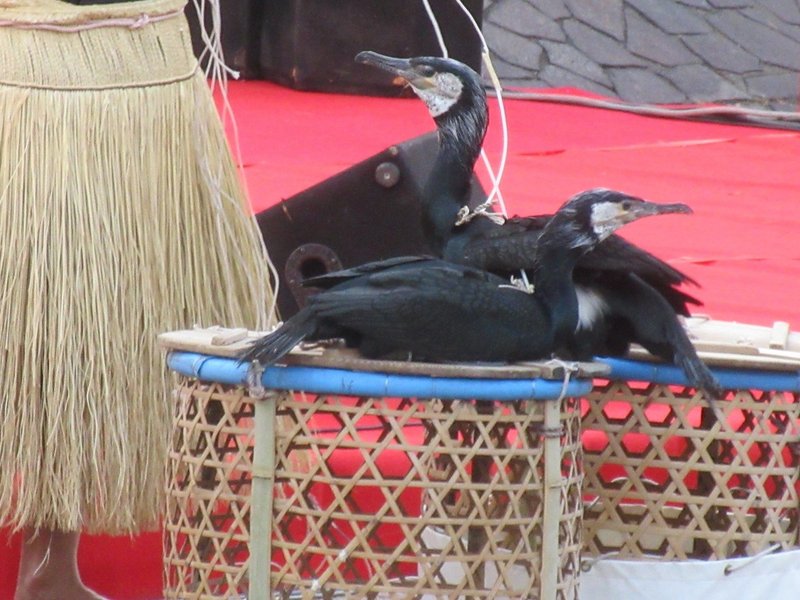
xmin=590 ymin=201 xmax=624 ymax=240
xmin=413 ymin=72 xmax=463 ymax=117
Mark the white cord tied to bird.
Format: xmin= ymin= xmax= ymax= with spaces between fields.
xmin=421 ymin=0 xmax=529 ymax=287
xmin=422 ymin=0 xmax=510 ymax=223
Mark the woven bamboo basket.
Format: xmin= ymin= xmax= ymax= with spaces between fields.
xmin=582 ymin=317 xmax=800 ymax=562
xmin=160 ymin=328 xmax=605 ymax=599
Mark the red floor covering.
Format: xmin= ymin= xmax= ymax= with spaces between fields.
xmin=1 ymin=81 xmax=798 ymax=598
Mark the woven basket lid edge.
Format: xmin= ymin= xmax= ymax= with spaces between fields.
xmin=158 ymin=328 xmax=609 ymax=380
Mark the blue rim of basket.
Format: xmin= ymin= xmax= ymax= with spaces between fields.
xmin=166 ymin=351 xmax=594 ymax=401
xmin=598 ymin=357 xmax=800 ymax=392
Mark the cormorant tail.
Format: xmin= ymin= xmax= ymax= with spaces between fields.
xmin=663 ymin=317 xmax=724 ymax=402
xmin=239 ymin=307 xmax=317 ymax=366
xmin=595 ymin=274 xmax=722 ymax=403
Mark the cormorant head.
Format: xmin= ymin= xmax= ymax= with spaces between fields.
xmin=356 ymin=50 xmax=489 ymax=176
xmin=550 ymin=188 xmax=693 ymax=249
xmin=355 ymin=51 xmax=487 ymax=122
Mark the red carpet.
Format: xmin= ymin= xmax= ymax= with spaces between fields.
xmin=233 ymin=80 xmax=800 ymax=326
xmin=1 ymin=80 xmax=798 ymax=598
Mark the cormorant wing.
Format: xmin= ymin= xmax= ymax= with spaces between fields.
xmin=306 ymin=263 xmax=552 ymax=362
xmin=581 ymin=234 xmax=698 ymax=288
xmin=304 ymin=256 xmax=509 ymax=290
xmin=302 ymin=255 xmax=437 ymax=289
xmin=451 ymin=214 xmax=699 ymax=311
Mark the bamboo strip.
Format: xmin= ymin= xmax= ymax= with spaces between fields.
xmin=249 ymin=391 xmax=278 ymax=600
xmin=540 ymin=399 xmax=563 ymax=600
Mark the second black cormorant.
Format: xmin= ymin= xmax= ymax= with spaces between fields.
xmin=241 ymin=191 xmax=691 ymax=366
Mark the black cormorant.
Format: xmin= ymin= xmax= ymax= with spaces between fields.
xmin=241 ymin=191 xmax=691 ymax=366
xmin=355 ymin=51 xmax=722 ymax=398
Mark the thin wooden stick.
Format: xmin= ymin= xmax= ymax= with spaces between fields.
xmin=540 ymin=398 xmax=563 ymax=600
xmin=250 ymin=390 xmax=278 ymax=600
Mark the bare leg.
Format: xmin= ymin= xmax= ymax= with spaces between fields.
xmin=14 ymin=529 xmax=107 ymax=600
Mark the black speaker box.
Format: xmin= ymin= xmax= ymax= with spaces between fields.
xmin=256 ymin=132 xmax=486 ymax=318
xmin=179 ymin=1 xmax=483 ymax=92
xmin=258 ymin=0 xmax=483 ymax=95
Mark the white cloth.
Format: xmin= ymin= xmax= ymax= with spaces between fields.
xmin=580 ymin=549 xmax=800 ymax=600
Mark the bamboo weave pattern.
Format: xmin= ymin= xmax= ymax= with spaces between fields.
xmin=582 ymin=380 xmax=800 ymax=560
xmin=164 ymin=379 xmax=584 ymax=599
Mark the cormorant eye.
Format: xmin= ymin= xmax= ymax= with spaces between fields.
xmin=621 ymin=200 xmax=632 ymax=210
xmin=417 ymin=65 xmax=436 ymax=77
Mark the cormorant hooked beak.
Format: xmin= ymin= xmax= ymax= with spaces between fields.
xmin=355 ymin=51 xmax=434 ymax=90
xmin=620 ymin=199 xmax=693 ymax=224
xmin=585 ymin=190 xmax=693 ymax=240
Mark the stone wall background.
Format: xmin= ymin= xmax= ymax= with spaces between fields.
xmin=482 ymin=0 xmax=800 ymax=109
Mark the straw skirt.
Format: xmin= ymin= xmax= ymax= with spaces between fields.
xmin=0 ymin=0 xmax=273 ymax=533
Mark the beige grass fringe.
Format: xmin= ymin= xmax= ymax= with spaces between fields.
xmin=0 ymin=0 xmax=276 ymax=534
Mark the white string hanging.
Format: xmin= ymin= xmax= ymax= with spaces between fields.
xmin=421 ymin=0 xmax=449 ymax=59
xmin=421 ymin=0 xmax=532 ymax=291
xmin=420 ymin=0 xmax=509 ymax=223
xmin=452 ymin=1 xmax=511 ymax=224
xmin=190 ymin=0 xmax=281 ymax=326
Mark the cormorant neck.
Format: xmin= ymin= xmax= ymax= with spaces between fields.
xmin=533 ymin=224 xmax=598 ymax=344
xmin=421 ymin=102 xmax=488 ymax=252
xmin=421 ymin=149 xmax=471 ymax=252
